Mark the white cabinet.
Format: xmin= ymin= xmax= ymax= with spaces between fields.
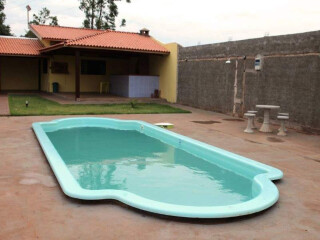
xmin=110 ymin=75 xmax=159 ymax=98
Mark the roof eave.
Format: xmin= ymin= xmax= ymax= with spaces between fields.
xmin=40 ymin=43 xmax=65 ymax=53
xmin=68 ymin=45 xmax=170 ymax=55
xmin=28 ymin=24 xmax=44 ymax=41
xmin=41 ymin=45 xmax=170 ymax=55
xmin=0 ymin=53 xmax=42 ymax=57
xmin=42 ymin=37 xmax=69 ymax=41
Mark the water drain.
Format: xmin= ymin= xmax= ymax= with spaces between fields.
xmin=191 ymin=120 xmax=221 ymax=124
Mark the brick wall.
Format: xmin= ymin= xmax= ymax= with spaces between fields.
xmin=178 ymin=31 xmax=320 ymax=129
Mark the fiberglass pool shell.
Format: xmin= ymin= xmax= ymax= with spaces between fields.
xmin=32 ymin=117 xmax=283 ymax=218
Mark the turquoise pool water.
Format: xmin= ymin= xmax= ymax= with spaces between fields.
xmin=33 ymin=118 xmax=283 ymax=218
xmin=47 ymin=127 xmax=253 ymax=206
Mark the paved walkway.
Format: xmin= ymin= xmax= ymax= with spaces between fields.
xmin=0 ymin=106 xmax=319 ymax=240
xmin=0 ymin=94 xmax=9 ymax=115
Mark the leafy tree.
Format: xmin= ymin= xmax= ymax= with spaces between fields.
xmin=25 ymin=7 xmax=59 ymax=38
xmin=30 ymin=7 xmax=59 ymax=26
xmin=79 ymin=0 xmax=130 ymax=30
xmin=23 ymin=30 xmax=37 ymax=38
xmin=0 ymin=0 xmax=12 ymax=36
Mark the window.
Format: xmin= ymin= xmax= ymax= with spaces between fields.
xmin=51 ymin=62 xmax=69 ymax=74
xmin=81 ymin=60 xmax=106 ymax=75
xmin=42 ymin=59 xmax=48 ymax=74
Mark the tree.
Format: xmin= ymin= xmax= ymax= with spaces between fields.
xmin=79 ymin=0 xmax=131 ymax=30
xmin=30 ymin=7 xmax=59 ymax=26
xmin=25 ymin=7 xmax=59 ymax=38
xmin=0 ymin=0 xmax=12 ymax=36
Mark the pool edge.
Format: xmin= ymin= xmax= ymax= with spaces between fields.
xmin=32 ymin=117 xmax=283 ymax=219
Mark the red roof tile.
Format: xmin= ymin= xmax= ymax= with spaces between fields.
xmin=33 ymin=25 xmax=169 ymax=54
xmin=0 ymin=37 xmax=43 ymax=56
xmin=64 ymin=30 xmax=169 ymax=54
xmin=30 ymin=24 xmax=103 ymax=41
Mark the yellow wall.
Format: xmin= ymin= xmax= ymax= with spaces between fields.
xmin=47 ymin=55 xmax=75 ymax=92
xmin=45 ymin=55 xmax=130 ymax=93
xmin=40 ymin=39 xmax=51 ymax=47
xmin=0 ymin=57 xmax=39 ymax=91
xmin=149 ymin=43 xmax=178 ymax=103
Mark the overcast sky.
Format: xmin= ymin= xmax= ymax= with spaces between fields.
xmin=5 ymin=0 xmax=320 ymax=46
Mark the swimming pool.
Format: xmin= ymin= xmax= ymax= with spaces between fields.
xmin=32 ymin=117 xmax=283 ymax=218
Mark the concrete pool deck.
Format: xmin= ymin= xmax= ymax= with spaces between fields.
xmin=0 ymin=105 xmax=319 ymax=240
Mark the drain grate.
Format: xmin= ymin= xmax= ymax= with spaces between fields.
xmin=191 ymin=120 xmax=221 ymax=124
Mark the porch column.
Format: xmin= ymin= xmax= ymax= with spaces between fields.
xmin=38 ymin=58 xmax=41 ymax=91
xmin=75 ymin=50 xmax=80 ymax=100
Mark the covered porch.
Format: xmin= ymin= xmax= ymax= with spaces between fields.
xmin=40 ymin=40 xmax=177 ymax=103
xmin=0 ymin=30 xmax=178 ymax=103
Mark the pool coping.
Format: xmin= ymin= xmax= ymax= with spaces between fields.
xmin=32 ymin=117 xmax=283 ymax=218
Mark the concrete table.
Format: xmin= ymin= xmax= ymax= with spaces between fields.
xmin=256 ymin=105 xmax=280 ymax=133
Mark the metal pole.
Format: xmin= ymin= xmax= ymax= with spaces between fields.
xmin=241 ymin=57 xmax=247 ymax=117
xmin=232 ymin=59 xmax=238 ymax=116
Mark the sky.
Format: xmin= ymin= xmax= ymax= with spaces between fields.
xmin=5 ymin=0 xmax=320 ymax=46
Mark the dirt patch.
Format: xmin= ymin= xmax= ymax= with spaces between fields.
xmin=222 ymin=118 xmax=244 ymax=122
xmin=191 ymin=120 xmax=221 ymax=124
xmin=267 ymin=137 xmax=284 ymax=143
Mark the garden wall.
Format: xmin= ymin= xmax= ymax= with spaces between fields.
xmin=178 ymin=30 xmax=320 ymax=130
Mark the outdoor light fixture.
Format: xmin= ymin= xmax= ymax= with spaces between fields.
xmin=25 ymin=101 xmax=29 ymax=108
xmin=225 ymin=58 xmax=231 ymax=64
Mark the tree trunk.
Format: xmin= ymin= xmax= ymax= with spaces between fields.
xmin=91 ymin=0 xmax=95 ymax=29
xmin=97 ymin=3 xmax=103 ymax=29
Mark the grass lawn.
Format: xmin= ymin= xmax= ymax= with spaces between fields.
xmin=8 ymin=95 xmax=190 ymax=116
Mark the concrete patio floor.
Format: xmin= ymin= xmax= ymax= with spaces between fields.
xmin=0 ymin=105 xmax=319 ymax=240
xmin=0 ymin=94 xmax=10 ymax=116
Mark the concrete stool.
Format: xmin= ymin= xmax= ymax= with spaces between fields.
xmin=277 ymin=115 xmax=289 ymax=136
xmin=244 ymin=113 xmax=255 ymax=133
xmin=247 ymin=111 xmax=258 ymax=129
xmin=278 ymin=113 xmax=289 ymax=132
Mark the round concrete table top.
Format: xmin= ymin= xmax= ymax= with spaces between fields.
xmin=256 ymin=105 xmax=280 ymax=109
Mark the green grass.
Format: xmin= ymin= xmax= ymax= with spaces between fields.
xmin=8 ymin=95 xmax=190 ymax=116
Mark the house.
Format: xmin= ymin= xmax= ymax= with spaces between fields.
xmin=0 ymin=25 xmax=178 ymax=102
